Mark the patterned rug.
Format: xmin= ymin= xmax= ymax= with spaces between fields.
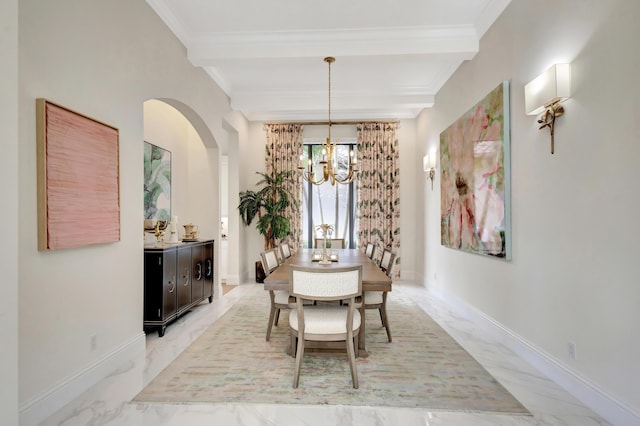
xmin=134 ymin=285 xmax=530 ymax=414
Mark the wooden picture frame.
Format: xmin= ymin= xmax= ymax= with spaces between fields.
xmin=36 ymin=99 xmax=120 ymax=250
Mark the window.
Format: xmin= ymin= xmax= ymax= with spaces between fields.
xmin=300 ymin=142 xmax=357 ymax=248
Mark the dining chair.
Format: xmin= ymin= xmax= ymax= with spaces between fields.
xmin=364 ymin=242 xmax=375 ymax=259
xmin=314 ymin=238 xmax=345 ymax=249
xmin=288 ymin=264 xmax=363 ymax=388
xmin=274 ymin=246 xmax=285 ymax=265
xmin=379 ymin=248 xmax=396 ymax=277
xmin=364 ymin=248 xmax=396 ymax=342
xmin=279 ymin=241 xmax=292 ymax=260
xmin=261 ymin=248 xmax=290 ymax=341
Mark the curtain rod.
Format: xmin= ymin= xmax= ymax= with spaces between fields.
xmin=265 ymin=120 xmax=399 ymax=126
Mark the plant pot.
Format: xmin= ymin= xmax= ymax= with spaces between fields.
xmin=255 ymin=260 xmax=266 ymax=283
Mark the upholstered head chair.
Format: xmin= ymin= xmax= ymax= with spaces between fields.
xmin=288 ymin=264 xmax=363 ymax=388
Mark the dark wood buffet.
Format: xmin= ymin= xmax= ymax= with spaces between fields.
xmin=143 ymin=239 xmax=214 ymax=337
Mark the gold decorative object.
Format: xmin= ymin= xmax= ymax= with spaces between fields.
xmin=423 ymin=153 xmax=436 ymax=190
xmin=524 ymin=64 xmax=571 ymax=154
xmin=154 ymin=220 xmax=166 ymax=244
xmin=299 ymin=57 xmax=358 ymax=185
xmin=315 ymin=223 xmax=335 ymax=264
xmin=536 ymin=102 xmax=564 ymax=154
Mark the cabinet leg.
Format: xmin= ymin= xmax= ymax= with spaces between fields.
xmin=208 ymin=295 xmax=213 ymax=303
xmin=158 ymin=325 xmax=166 ymax=337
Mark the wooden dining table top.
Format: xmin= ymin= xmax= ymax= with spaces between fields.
xmin=263 ymin=248 xmax=392 ymax=292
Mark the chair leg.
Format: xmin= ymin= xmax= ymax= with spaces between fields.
xmin=274 ymin=308 xmax=280 ymax=326
xmin=346 ymin=332 xmax=359 ymax=389
xmin=266 ymin=304 xmax=276 ymax=341
xmin=354 ymin=333 xmax=359 ymax=358
xmin=381 ymin=294 xmax=392 ymax=343
xmin=290 ymin=333 xmax=297 ymax=357
xmin=293 ymin=334 xmax=305 ymax=388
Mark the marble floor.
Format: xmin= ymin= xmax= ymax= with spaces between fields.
xmin=42 ymin=281 xmax=609 ymax=426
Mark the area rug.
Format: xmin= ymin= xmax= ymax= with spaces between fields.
xmin=134 ymin=285 xmax=530 ymax=414
xmin=221 ymin=283 xmax=235 ymax=295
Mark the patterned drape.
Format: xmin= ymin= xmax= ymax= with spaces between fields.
xmin=265 ymin=124 xmax=303 ymax=248
xmin=356 ymin=122 xmax=400 ymax=278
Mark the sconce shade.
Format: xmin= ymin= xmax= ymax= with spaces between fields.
xmin=525 ymin=64 xmax=571 ymax=115
xmin=423 ymin=153 xmax=436 ymax=171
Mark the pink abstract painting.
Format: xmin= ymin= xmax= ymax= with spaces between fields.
xmin=439 ymin=82 xmax=511 ymax=259
xmin=37 ymin=99 xmax=120 ymax=250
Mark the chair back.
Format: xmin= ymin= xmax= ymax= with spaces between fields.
xmin=260 ymin=248 xmax=280 ymax=276
xmin=365 ymin=242 xmax=375 ymax=259
xmin=289 ymin=264 xmax=362 ymax=301
xmin=314 ymin=238 xmax=345 ymax=249
xmin=280 ymin=242 xmax=292 ymax=259
xmin=379 ymin=249 xmax=396 ymax=278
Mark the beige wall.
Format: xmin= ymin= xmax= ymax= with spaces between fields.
xmin=0 ymin=0 xmax=19 ymax=423
xmin=17 ymin=0 xmax=242 ymax=420
xmin=416 ymin=0 xmax=640 ymax=417
xmin=143 ymin=100 xmax=219 ymax=241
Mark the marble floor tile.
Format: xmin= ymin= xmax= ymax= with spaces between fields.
xmin=41 ymin=282 xmax=610 ymax=426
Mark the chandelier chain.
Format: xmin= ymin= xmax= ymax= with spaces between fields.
xmin=326 ymin=56 xmax=332 ymax=142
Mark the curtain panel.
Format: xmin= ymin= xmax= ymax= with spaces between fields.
xmin=356 ymin=122 xmax=400 ymax=278
xmin=265 ymin=123 xmax=304 ymax=248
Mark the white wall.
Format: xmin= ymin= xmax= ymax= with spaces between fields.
xmin=143 ymin=100 xmax=219 ymax=241
xmin=239 ymin=122 xmax=270 ymax=281
xmin=417 ymin=0 xmax=640 ymax=421
xmin=222 ymin=111 xmax=248 ymax=285
xmin=144 ymin=100 xmax=191 ymax=235
xmin=397 ymin=119 xmax=417 ymax=280
xmin=17 ymin=0 xmax=243 ymax=421
xmin=0 ymin=0 xmax=19 ymax=423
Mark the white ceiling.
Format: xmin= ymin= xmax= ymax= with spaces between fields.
xmin=146 ymin=0 xmax=511 ymax=122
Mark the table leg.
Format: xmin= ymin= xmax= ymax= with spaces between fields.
xmin=358 ymin=293 xmax=369 ymax=357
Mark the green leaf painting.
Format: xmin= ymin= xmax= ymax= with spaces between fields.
xmin=144 ymin=142 xmax=171 ymax=220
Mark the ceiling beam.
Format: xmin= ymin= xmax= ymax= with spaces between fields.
xmin=187 ymin=26 xmax=479 ymax=64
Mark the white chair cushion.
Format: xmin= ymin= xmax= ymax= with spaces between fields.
xmin=364 ymin=291 xmax=384 ymax=305
xmin=290 ymin=306 xmax=361 ymax=335
xmin=273 ymin=290 xmax=290 ymax=304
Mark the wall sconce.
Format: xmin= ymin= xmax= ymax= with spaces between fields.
xmin=524 ymin=63 xmax=571 ymax=154
xmin=423 ymin=152 xmax=436 ymax=190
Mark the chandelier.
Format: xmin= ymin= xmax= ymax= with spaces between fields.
xmin=298 ymin=57 xmax=358 ymax=186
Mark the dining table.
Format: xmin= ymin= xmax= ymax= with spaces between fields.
xmin=263 ymin=248 xmax=392 ymax=357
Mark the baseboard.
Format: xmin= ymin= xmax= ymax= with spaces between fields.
xmin=19 ymin=331 xmax=146 ymax=426
xmin=432 ymin=286 xmax=639 ymax=426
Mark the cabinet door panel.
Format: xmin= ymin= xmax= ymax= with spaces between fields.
xmin=177 ymin=246 xmax=192 ymax=311
xmin=143 ymin=252 xmax=163 ymax=321
xmin=162 ymin=249 xmax=177 ymax=319
xmin=204 ymin=242 xmax=214 ymax=300
xmin=191 ymin=244 xmax=204 ymax=302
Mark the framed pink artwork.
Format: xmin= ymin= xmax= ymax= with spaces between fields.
xmin=439 ymin=82 xmax=511 ymax=260
xmin=36 ymin=99 xmax=120 ymax=250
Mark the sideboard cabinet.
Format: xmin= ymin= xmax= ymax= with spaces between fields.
xmin=144 ymin=239 xmax=214 ymax=337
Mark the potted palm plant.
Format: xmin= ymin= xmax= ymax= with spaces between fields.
xmin=238 ymin=170 xmax=297 ymax=281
